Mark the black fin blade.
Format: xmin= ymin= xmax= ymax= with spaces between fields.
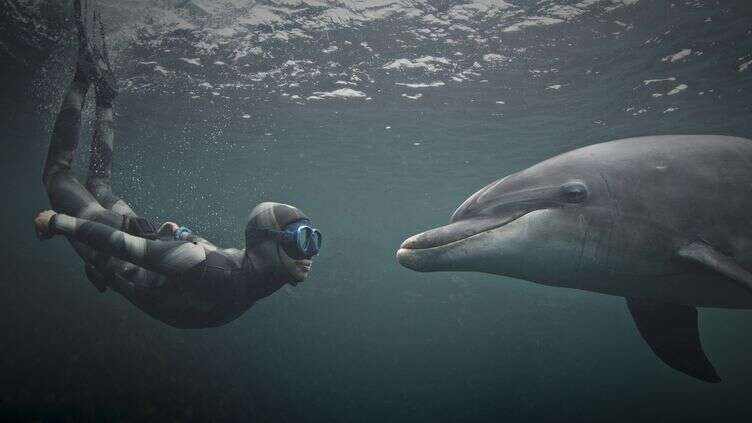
xmin=626 ymin=298 xmax=720 ymax=383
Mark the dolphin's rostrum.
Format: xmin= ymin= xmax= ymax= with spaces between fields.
xmin=397 ymin=135 xmax=752 ymax=383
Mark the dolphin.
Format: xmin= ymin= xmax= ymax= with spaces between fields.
xmin=397 ymin=135 xmax=752 ymax=383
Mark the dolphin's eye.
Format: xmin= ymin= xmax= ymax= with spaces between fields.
xmin=560 ymin=181 xmax=588 ymax=203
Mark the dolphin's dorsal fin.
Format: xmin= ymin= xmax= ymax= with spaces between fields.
xmin=626 ymin=299 xmax=720 ymax=383
xmin=678 ymin=242 xmax=752 ymax=293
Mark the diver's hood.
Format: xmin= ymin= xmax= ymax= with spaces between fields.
xmin=245 ymin=202 xmax=309 ymax=277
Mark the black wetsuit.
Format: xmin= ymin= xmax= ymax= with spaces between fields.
xmin=43 ymin=69 xmax=285 ymax=328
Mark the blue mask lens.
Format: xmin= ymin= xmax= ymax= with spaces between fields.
xmin=283 ymin=220 xmax=322 ymax=259
xmin=297 ymin=227 xmax=312 ymax=251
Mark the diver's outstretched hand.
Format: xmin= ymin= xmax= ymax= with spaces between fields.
xmin=74 ymin=0 xmax=118 ymax=103
xmin=34 ymin=210 xmax=57 ymax=241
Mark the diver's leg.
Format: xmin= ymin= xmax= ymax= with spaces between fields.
xmin=42 ymin=1 xmax=130 ymax=276
xmin=85 ymin=99 xmax=138 ymax=217
xmin=78 ymin=15 xmax=138 ymax=291
xmin=42 ymin=67 xmax=123 ymax=224
xmin=82 ymin=2 xmax=137 ymax=217
xmin=42 ymin=73 xmax=127 ymax=292
xmin=43 ymin=0 xmax=135 ymax=292
xmin=41 ymin=69 xmax=127 ymax=295
xmin=42 ymin=71 xmax=124 ymax=227
xmin=41 ymin=67 xmax=88 ymax=189
xmin=42 ymin=0 xmax=93 ymax=197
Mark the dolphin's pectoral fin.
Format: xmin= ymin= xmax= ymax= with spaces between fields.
xmin=626 ymin=298 xmax=720 ymax=383
xmin=678 ymin=242 xmax=752 ymax=293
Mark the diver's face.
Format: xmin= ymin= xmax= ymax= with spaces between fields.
xmin=278 ymin=247 xmax=313 ymax=283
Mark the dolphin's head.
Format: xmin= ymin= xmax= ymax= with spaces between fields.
xmin=396 ymin=156 xmax=617 ymax=284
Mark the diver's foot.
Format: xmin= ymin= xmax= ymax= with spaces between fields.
xmin=74 ymin=0 xmax=118 ymax=102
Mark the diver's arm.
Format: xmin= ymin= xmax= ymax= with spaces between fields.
xmin=50 ymin=213 xmax=206 ymax=275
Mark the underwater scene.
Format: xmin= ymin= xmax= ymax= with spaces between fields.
xmin=2 ymin=0 xmax=752 ymax=421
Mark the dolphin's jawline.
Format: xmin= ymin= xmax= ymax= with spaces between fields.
xmin=402 ymin=209 xmax=535 ymax=252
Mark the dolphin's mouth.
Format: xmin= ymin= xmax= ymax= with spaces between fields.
xmin=396 ymin=184 xmax=565 ymax=271
xmin=398 ymin=208 xmax=533 ymax=252
xmin=395 ymin=209 xmax=535 ymax=272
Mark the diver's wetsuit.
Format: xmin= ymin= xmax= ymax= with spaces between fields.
xmin=42 ymin=66 xmax=286 ymax=328
xmin=49 ymin=213 xmax=279 ymax=328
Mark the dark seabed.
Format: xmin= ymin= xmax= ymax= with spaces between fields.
xmin=2 ymin=0 xmax=752 ymax=421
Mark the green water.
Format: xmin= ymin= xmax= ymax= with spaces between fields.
xmin=3 ymin=0 xmax=752 ymax=421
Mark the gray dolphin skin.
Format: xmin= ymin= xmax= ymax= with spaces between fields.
xmin=397 ymin=135 xmax=752 ymax=383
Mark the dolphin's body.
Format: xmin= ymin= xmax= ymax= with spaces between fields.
xmin=397 ymin=135 xmax=752 ymax=383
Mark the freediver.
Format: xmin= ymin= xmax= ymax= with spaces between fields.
xmin=33 ymin=0 xmax=322 ymax=328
